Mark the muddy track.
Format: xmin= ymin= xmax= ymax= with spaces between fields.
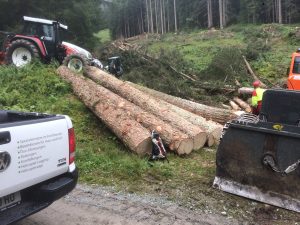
xmin=15 ymin=184 xmax=241 ymax=225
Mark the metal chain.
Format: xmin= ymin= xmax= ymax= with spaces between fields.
xmin=263 ymin=155 xmax=300 ymax=175
xmin=263 ymin=155 xmax=281 ymax=173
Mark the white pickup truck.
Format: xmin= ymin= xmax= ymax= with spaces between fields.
xmin=0 ymin=110 xmax=78 ymax=225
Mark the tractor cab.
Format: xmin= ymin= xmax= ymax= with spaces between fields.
xmin=21 ymin=16 xmax=67 ymax=60
xmin=287 ymin=49 xmax=300 ymax=90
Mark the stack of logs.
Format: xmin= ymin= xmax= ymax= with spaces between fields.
xmin=57 ymin=66 xmax=240 ymax=156
xmin=219 ymin=87 xmax=253 ymax=112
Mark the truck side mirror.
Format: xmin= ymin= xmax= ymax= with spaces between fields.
xmin=287 ymin=67 xmax=290 ymax=76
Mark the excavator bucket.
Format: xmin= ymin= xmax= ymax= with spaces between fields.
xmin=213 ymin=89 xmax=300 ymax=213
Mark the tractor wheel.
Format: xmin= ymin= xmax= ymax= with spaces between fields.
xmin=5 ymin=39 xmax=40 ymax=67
xmin=63 ymin=54 xmax=88 ymax=73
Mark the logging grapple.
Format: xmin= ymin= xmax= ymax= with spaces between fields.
xmin=213 ymin=89 xmax=300 ymax=213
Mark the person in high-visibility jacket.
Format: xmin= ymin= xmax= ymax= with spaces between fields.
xmin=251 ymin=81 xmax=265 ymax=115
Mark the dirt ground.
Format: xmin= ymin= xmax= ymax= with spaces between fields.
xmin=15 ymin=184 xmax=243 ymax=225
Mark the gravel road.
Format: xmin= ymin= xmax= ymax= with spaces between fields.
xmin=14 ymin=184 xmax=242 ymax=225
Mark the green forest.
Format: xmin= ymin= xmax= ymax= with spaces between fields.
xmin=1 ymin=0 xmax=300 ymax=44
xmin=108 ymin=0 xmax=300 ymax=39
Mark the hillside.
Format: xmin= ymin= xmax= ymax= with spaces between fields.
xmin=98 ymin=24 xmax=300 ymax=106
xmin=1 ymin=24 xmax=300 ymax=224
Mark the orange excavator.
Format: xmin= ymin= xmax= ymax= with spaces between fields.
xmin=287 ymin=49 xmax=300 ymax=90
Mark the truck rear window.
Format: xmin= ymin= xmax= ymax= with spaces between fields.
xmin=292 ymin=56 xmax=300 ymax=74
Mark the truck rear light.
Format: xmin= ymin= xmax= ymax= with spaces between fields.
xmin=68 ymin=128 xmax=76 ymax=164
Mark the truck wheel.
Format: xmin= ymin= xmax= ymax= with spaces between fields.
xmin=63 ymin=54 xmax=88 ymax=73
xmin=5 ymin=39 xmax=40 ymax=67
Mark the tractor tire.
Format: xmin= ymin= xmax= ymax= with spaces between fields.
xmin=63 ymin=53 xmax=88 ymax=73
xmin=5 ymin=39 xmax=40 ymax=67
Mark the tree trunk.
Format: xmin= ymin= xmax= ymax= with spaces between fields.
xmin=146 ymin=0 xmax=150 ymax=32
xmin=222 ymin=104 xmax=232 ymax=110
xmin=229 ymin=100 xmax=241 ymax=111
xmin=167 ymin=0 xmax=170 ymax=32
xmin=163 ymin=0 xmax=166 ymax=34
xmin=84 ymin=67 xmax=207 ymax=150
xmin=219 ymin=0 xmax=223 ymax=29
xmin=154 ymin=0 xmax=159 ymax=33
xmin=150 ymin=0 xmax=154 ymax=33
xmin=140 ymin=5 xmax=144 ymax=33
xmin=238 ymin=87 xmax=254 ymax=95
xmin=222 ymin=0 xmax=226 ymax=27
xmin=126 ymin=83 xmax=224 ymax=146
xmin=278 ymin=0 xmax=282 ymax=23
xmin=207 ymin=0 xmax=213 ymax=28
xmin=233 ymin=97 xmax=252 ymax=113
xmin=160 ymin=0 xmax=164 ymax=34
xmin=273 ymin=0 xmax=276 ymax=22
xmin=173 ymin=0 xmax=177 ymax=32
xmin=275 ymin=0 xmax=278 ymax=22
xmin=57 ymin=66 xmax=152 ymax=155
xmin=129 ymin=82 xmax=237 ymax=124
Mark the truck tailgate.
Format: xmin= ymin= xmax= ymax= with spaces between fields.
xmin=0 ymin=118 xmax=70 ymax=197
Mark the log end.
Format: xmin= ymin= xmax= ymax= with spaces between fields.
xmin=134 ymin=137 xmax=153 ymax=156
xmin=192 ymin=132 xmax=207 ymax=151
xmin=206 ymin=134 xmax=215 ymax=147
xmin=176 ymin=138 xmax=194 ymax=155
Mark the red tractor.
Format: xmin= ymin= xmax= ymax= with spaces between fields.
xmin=0 ymin=16 xmax=103 ymax=72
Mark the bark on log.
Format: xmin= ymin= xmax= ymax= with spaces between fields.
xmin=84 ymin=67 xmax=207 ymax=151
xmin=128 ymin=82 xmax=237 ymax=124
xmin=57 ymin=66 xmax=152 ymax=155
xmin=233 ymin=97 xmax=251 ymax=113
xmin=229 ymin=100 xmax=241 ymax=111
xmin=127 ymin=83 xmax=223 ymax=146
xmin=221 ymin=104 xmax=232 ymax=110
xmin=238 ymin=87 xmax=254 ymax=95
xmin=86 ymin=68 xmax=220 ymax=147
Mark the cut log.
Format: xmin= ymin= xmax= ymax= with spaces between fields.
xmin=57 ymin=67 xmax=194 ymax=155
xmin=233 ymin=97 xmax=251 ymax=113
xmin=127 ymin=84 xmax=223 ymax=146
xmin=85 ymin=68 xmax=221 ymax=147
xmin=84 ymin=67 xmax=207 ymax=150
xmin=238 ymin=87 xmax=254 ymax=95
xmin=229 ymin=100 xmax=241 ymax=111
xmin=111 ymin=98 xmax=194 ymax=154
xmin=222 ymin=104 xmax=232 ymax=110
xmin=57 ymin=66 xmax=152 ymax=155
xmin=128 ymin=82 xmax=237 ymax=124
